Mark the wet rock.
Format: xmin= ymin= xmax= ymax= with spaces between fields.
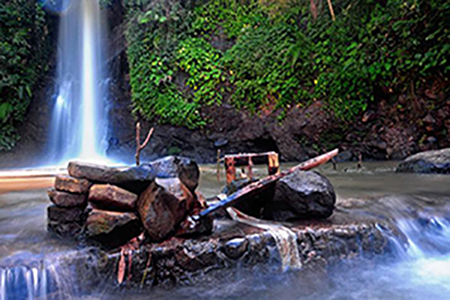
xmin=175 ymin=215 xmax=214 ymax=238
xmin=107 ymin=165 xmax=156 ymax=194
xmin=137 ymin=180 xmax=193 ymax=242
xmin=214 ymin=138 xmax=229 ymax=148
xmin=68 ymin=161 xmax=120 ymax=182
xmin=396 ymin=148 xmax=450 ymax=174
xmin=88 ymin=184 xmax=138 ymax=211
xmin=221 ymin=237 xmax=249 ymax=259
xmin=68 ymin=161 xmax=155 ymax=194
xmin=48 ymin=221 xmax=83 ymax=237
xmin=224 ymin=178 xmax=275 ymax=218
xmin=85 ymin=209 xmax=141 ymax=247
xmin=47 ymin=189 xmax=87 ymax=208
xmin=47 ymin=205 xmax=86 ymax=224
xmin=335 ymin=150 xmax=353 ymax=162
xmin=143 ymin=156 xmax=200 ymax=192
xmin=266 ymin=170 xmax=336 ymax=220
xmin=263 ymin=198 xmax=302 ymax=222
xmin=47 ymin=205 xmax=86 ymax=237
xmin=54 ymin=175 xmax=91 ymax=194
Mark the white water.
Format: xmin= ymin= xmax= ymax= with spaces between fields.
xmin=48 ymin=0 xmax=108 ymax=164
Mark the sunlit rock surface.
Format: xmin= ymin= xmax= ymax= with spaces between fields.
xmin=54 ymin=175 xmax=92 ymax=194
xmin=89 ymin=184 xmax=138 ymax=211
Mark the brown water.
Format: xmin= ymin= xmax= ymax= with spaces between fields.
xmin=1 ymin=162 xmax=450 ymax=299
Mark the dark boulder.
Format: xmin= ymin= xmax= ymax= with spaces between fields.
xmin=54 ymin=175 xmax=92 ymax=194
xmin=85 ymin=209 xmax=142 ymax=247
xmin=88 ymin=184 xmax=138 ymax=211
xmin=265 ymin=170 xmax=336 ymax=221
xmin=47 ymin=205 xmax=87 ymax=224
xmin=137 ymin=179 xmax=194 ymax=242
xmin=47 ymin=189 xmax=87 ymax=208
xmin=47 ymin=205 xmax=87 ymax=237
xmin=224 ymin=178 xmax=275 ymax=218
xmin=396 ymin=148 xmax=450 ymax=174
xmin=108 ymin=165 xmax=156 ymax=194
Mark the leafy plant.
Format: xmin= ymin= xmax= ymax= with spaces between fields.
xmin=0 ymin=0 xmax=51 ymax=150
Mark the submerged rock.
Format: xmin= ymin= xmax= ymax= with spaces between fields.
xmin=88 ymin=184 xmax=138 ymax=211
xmin=137 ymin=179 xmax=194 ymax=242
xmin=85 ymin=209 xmax=141 ymax=247
xmin=47 ymin=189 xmax=87 ymax=208
xmin=54 ymin=175 xmax=92 ymax=194
xmin=266 ymin=170 xmax=336 ymax=221
xmin=396 ymin=148 xmax=450 ymax=174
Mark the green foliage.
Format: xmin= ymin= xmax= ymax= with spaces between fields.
xmin=177 ymin=37 xmax=225 ymax=105
xmin=125 ymin=0 xmax=206 ymax=128
xmin=0 ymin=0 xmax=51 ymax=150
xmin=125 ymin=0 xmax=449 ymax=126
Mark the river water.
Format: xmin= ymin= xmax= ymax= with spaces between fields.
xmin=1 ymin=162 xmax=450 ymax=299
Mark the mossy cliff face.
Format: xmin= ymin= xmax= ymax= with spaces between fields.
xmin=1 ymin=0 xmax=448 ymax=166
xmin=107 ymin=0 xmax=449 ymax=163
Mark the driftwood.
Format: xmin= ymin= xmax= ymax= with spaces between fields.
xmin=183 ymin=149 xmax=339 ymax=228
xmin=135 ymin=122 xmax=154 ymax=166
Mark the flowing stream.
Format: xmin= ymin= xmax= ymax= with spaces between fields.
xmin=48 ymin=0 xmax=108 ymax=164
xmin=0 ymin=162 xmax=450 ymax=299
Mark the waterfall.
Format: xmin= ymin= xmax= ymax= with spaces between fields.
xmin=48 ymin=0 xmax=108 ymax=164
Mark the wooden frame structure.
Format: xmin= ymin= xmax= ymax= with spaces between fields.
xmin=223 ymin=151 xmax=280 ymax=184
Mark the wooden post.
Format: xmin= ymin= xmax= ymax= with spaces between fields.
xmin=268 ymin=152 xmax=280 ymax=175
xmin=247 ymin=157 xmax=253 ymax=180
xmin=357 ymin=153 xmax=362 ymax=169
xmin=225 ymin=157 xmax=236 ymax=185
xmin=216 ymin=149 xmax=221 ymax=182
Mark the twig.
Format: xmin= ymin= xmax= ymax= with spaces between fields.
xmin=326 ymin=0 xmax=336 ymax=21
xmin=135 ymin=122 xmax=154 ymax=166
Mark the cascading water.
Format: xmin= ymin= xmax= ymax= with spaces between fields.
xmin=48 ymin=0 xmax=108 ymax=164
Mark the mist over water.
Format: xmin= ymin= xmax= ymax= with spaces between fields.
xmin=48 ymin=0 xmax=108 ymax=165
xmin=1 ymin=163 xmax=450 ymax=299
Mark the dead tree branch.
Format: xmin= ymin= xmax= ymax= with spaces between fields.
xmin=135 ymin=122 xmax=154 ymax=166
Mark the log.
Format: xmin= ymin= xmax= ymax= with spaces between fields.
xmin=182 ymin=149 xmax=339 ymax=228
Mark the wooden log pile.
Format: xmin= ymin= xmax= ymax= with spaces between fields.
xmin=47 ymin=156 xmax=212 ymax=248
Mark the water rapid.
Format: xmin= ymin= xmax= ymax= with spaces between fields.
xmin=48 ymin=0 xmax=108 ymax=164
xmin=1 ymin=163 xmax=450 ymax=299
